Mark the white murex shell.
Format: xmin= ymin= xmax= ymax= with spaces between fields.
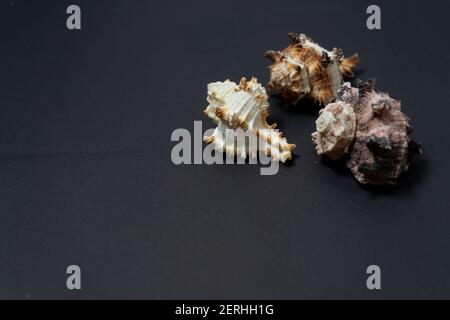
xmin=203 ymin=77 xmax=295 ymax=162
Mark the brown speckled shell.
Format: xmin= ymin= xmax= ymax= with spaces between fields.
xmin=266 ymin=33 xmax=359 ymax=106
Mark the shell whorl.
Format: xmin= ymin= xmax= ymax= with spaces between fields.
xmin=312 ymin=101 xmax=356 ymax=160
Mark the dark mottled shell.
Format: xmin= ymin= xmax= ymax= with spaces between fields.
xmin=340 ymin=80 xmax=421 ymax=185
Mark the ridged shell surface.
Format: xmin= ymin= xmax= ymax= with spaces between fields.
xmin=203 ymin=78 xmax=296 ymax=162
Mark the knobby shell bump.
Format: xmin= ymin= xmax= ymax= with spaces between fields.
xmin=312 ymin=80 xmax=422 ymax=185
xmin=203 ymin=77 xmax=296 ymax=162
xmin=312 ymin=101 xmax=356 ymax=160
xmin=265 ymin=33 xmax=359 ymax=106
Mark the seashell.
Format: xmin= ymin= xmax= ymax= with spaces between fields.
xmin=312 ymin=80 xmax=422 ymax=185
xmin=265 ymin=32 xmax=359 ymax=106
xmin=311 ymin=101 xmax=356 ymax=160
xmin=203 ymin=77 xmax=296 ymax=162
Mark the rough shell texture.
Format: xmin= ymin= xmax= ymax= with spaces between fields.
xmin=203 ymin=77 xmax=296 ymax=162
xmin=266 ymin=32 xmax=359 ymax=106
xmin=312 ymin=101 xmax=356 ymax=160
xmin=314 ymin=80 xmax=421 ymax=185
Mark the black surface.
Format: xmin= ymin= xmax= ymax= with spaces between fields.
xmin=0 ymin=0 xmax=449 ymax=299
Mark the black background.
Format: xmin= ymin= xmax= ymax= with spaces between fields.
xmin=0 ymin=0 xmax=449 ymax=299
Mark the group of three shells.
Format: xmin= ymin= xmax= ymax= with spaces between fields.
xmin=202 ymin=33 xmax=419 ymax=185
